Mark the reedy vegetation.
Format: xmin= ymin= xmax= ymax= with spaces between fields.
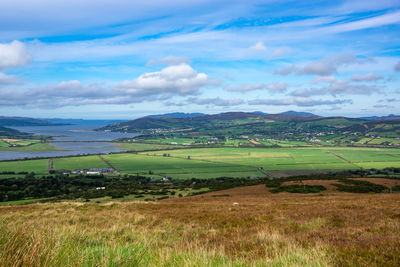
xmin=1 ymin=184 xmax=400 ymax=266
xmin=0 ymin=202 xmax=330 ymax=266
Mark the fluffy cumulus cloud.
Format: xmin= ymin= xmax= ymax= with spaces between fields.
xmin=0 ymin=63 xmax=213 ymax=107
xmin=117 ymin=63 xmax=210 ymax=98
xmin=275 ymin=54 xmax=373 ymax=76
xmin=226 ymin=82 xmax=287 ymax=93
xmin=0 ymin=40 xmax=30 ymax=70
xmin=0 ymin=40 xmax=30 ymax=86
xmin=248 ymin=97 xmax=352 ymax=107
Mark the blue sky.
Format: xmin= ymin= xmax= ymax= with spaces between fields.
xmin=0 ymin=0 xmax=399 ymax=119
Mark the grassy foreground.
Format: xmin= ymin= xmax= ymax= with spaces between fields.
xmin=1 ymin=185 xmax=400 ymax=266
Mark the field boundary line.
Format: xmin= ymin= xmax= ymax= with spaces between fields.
xmin=98 ymin=155 xmax=119 ymax=172
xmin=326 ymin=151 xmax=361 ymax=169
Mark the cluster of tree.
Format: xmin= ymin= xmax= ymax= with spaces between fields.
xmin=0 ymin=171 xmax=29 ymax=175
xmin=0 ymin=173 xmax=267 ymax=203
xmin=265 ymin=169 xmax=399 ymax=194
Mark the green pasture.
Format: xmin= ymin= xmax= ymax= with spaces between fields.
xmin=0 ymin=159 xmax=49 ymax=174
xmin=0 ymin=140 xmax=9 ymax=147
xmin=0 ymin=197 xmax=51 ymax=206
xmin=103 ymin=153 xmax=239 ymax=173
xmin=115 ymin=142 xmax=179 ymax=151
xmin=0 ymin=143 xmax=60 ymax=152
xmin=53 ymin=156 xmax=108 ymax=170
xmin=1 ymin=146 xmax=399 ymax=178
xmin=147 ymin=147 xmax=400 ymax=171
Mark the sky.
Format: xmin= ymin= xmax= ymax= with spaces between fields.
xmin=0 ymin=0 xmax=399 ymax=119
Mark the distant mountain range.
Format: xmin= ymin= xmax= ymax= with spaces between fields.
xmin=44 ymin=118 xmax=124 ymax=125
xmin=0 ymin=116 xmax=65 ymax=127
xmin=0 ymin=117 xmax=123 ymax=126
xmin=359 ymin=114 xmax=400 ymax=121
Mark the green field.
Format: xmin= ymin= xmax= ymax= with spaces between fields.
xmin=102 ymin=153 xmax=260 ymax=178
xmin=1 ymin=146 xmax=399 ymax=178
xmin=146 ymin=147 xmax=400 ymax=171
xmin=0 ymin=197 xmax=51 ymax=206
xmin=0 ymin=140 xmax=9 ymax=147
xmin=0 ymin=159 xmax=49 ymax=174
xmin=53 ymin=156 xmax=108 ymax=170
xmin=0 ymin=142 xmax=60 ymax=152
xmin=115 ymin=142 xmax=179 ymax=151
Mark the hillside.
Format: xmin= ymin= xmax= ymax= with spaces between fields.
xmin=98 ymin=112 xmax=364 ymax=137
xmin=0 ymin=116 xmax=66 ymax=126
xmin=345 ymin=118 xmax=400 ymax=137
xmin=1 ymin=181 xmax=399 ymax=266
xmin=0 ymin=126 xmax=31 ymax=138
xmin=279 ymin=110 xmax=319 ymax=117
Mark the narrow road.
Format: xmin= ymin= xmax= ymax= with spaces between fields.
xmin=98 ymin=155 xmax=119 ymax=172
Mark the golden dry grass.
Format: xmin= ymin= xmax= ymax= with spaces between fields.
xmin=1 ymin=184 xmax=400 ymax=266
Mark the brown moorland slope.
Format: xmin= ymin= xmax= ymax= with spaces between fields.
xmin=1 ymin=182 xmax=400 ymax=266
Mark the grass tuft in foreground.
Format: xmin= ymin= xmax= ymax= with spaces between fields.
xmin=0 ymin=202 xmax=331 ymax=266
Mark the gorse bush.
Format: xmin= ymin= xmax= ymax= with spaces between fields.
xmin=270 ymin=185 xmax=327 ymax=194
xmin=333 ymin=179 xmax=388 ymax=193
xmin=265 ymin=179 xmax=282 ymax=188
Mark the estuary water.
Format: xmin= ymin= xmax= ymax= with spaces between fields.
xmin=1 ymin=123 xmax=138 ymax=160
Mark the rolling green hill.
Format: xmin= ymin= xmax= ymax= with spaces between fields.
xmin=0 ymin=126 xmax=31 ymax=138
xmin=98 ymin=112 xmax=366 ymax=137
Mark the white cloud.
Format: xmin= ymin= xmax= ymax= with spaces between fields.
xmin=291 ymin=76 xmax=379 ymax=97
xmin=189 ymin=97 xmax=244 ymax=107
xmin=226 ymin=82 xmax=287 ymax=93
xmin=0 ymin=40 xmax=30 ymax=70
xmin=0 ymin=72 xmax=17 ymax=85
xmin=275 ymin=54 xmax=374 ymax=76
xmin=271 ymin=46 xmax=292 ymax=58
xmin=0 ymin=63 xmax=213 ymax=107
xmin=351 ymin=73 xmax=383 ymax=82
xmin=248 ymin=97 xmax=351 ymax=107
xmin=395 ymin=61 xmax=400 ymax=72
xmin=373 ymin=104 xmax=394 ymax=109
xmin=249 ymin=41 xmax=267 ymax=52
xmin=146 ymin=56 xmax=191 ymax=66
xmin=312 ymin=76 xmax=336 ymax=83
xmin=117 ymin=63 xmax=210 ymax=97
xmin=326 ymin=10 xmax=400 ymax=33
